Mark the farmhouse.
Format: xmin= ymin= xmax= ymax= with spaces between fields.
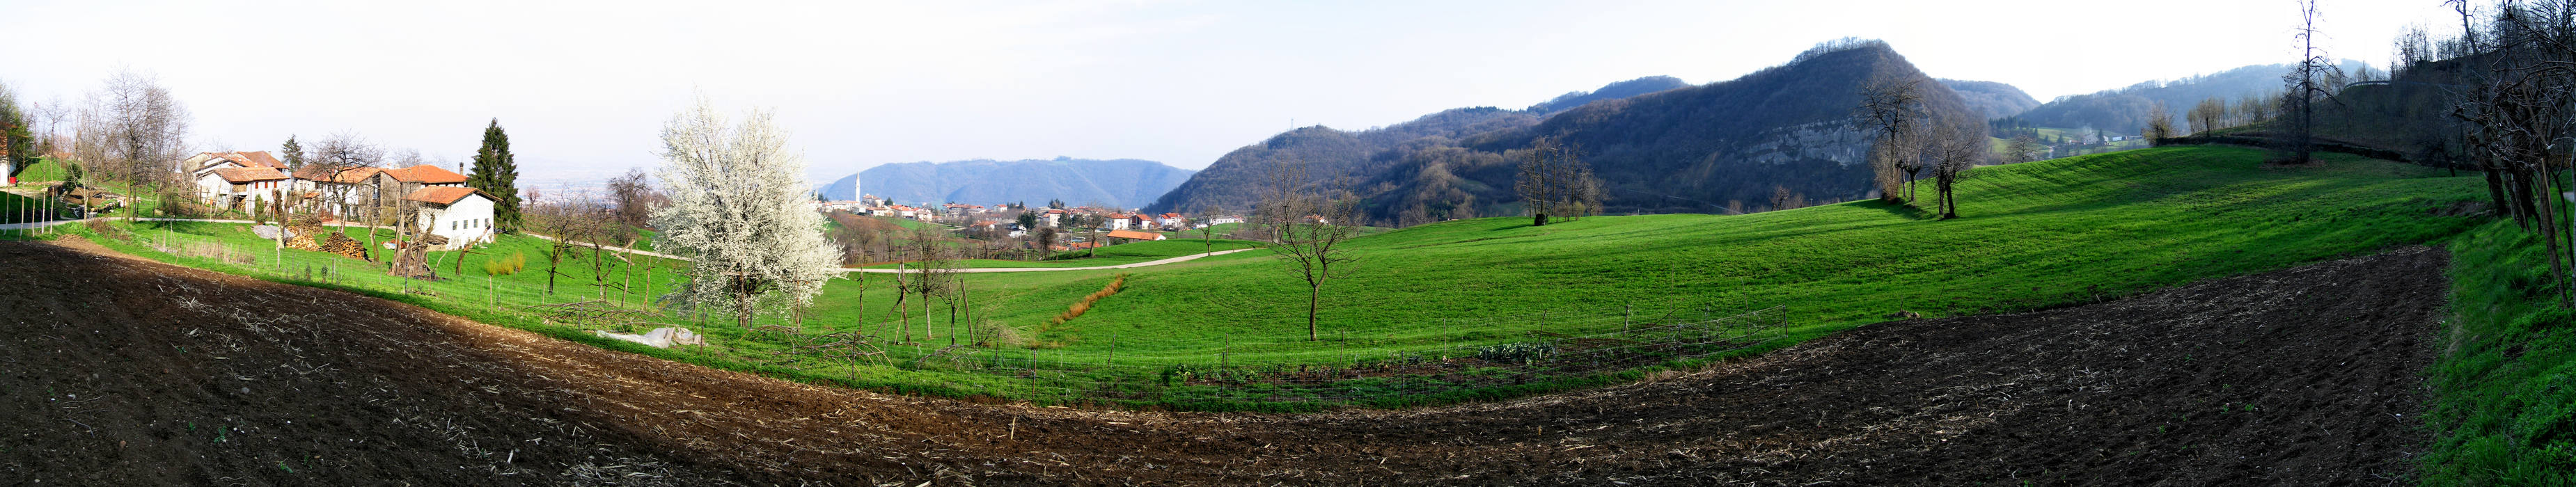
xmin=197 ymin=167 xmax=290 ymax=210
xmin=301 ymin=164 xmax=471 ymax=221
xmin=183 ymin=151 xmax=288 ymax=178
xmin=402 ymin=186 xmax=498 ymax=248
xmin=184 ymin=151 xmax=292 ymax=206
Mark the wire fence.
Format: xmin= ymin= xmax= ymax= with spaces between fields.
xmin=96 ymin=221 xmax=1796 ymax=408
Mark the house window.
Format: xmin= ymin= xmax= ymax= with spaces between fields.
xmin=450 ymin=221 xmax=457 ymax=231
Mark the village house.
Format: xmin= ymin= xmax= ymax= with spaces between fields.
xmin=198 ymin=168 xmax=290 ymax=210
xmin=1106 ymin=213 xmax=1133 ymax=230
xmin=297 ymin=163 xmax=470 ymax=222
xmin=184 ymin=151 xmax=292 ymax=207
xmin=402 ymin=186 xmax=499 ymax=248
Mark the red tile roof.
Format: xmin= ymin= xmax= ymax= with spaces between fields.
xmin=213 ymin=167 xmax=288 ymax=183
xmin=402 ymin=186 xmax=491 ymax=205
xmin=233 ymin=151 xmax=286 ymax=169
xmin=382 ymin=165 xmax=469 ymax=184
xmin=1106 ymin=230 xmax=1164 ymax=241
xmin=194 ymin=151 xmax=288 ymax=170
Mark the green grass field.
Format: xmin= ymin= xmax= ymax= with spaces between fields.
xmin=858 ymin=238 xmax=1264 ymax=269
xmin=50 ymin=145 xmax=2513 ymax=414
xmin=2427 ymin=221 xmax=2576 ymax=485
xmin=791 ymin=145 xmax=2485 ymax=407
xmin=9 ymin=157 xmax=73 ymax=183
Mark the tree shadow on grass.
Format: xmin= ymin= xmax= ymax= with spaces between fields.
xmin=1852 ymin=199 xmax=1935 ymax=221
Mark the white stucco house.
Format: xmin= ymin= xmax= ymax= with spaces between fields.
xmin=196 ymin=168 xmax=290 ymax=210
xmin=403 ymin=186 xmax=498 ymax=248
xmin=184 ymin=151 xmax=292 ymax=207
xmin=298 ymin=163 xmax=471 ymax=222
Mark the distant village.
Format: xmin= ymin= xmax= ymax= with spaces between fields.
xmin=815 ymin=195 xmax=1246 ymax=252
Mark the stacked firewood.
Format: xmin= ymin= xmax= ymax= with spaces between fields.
xmin=318 ymin=232 xmax=371 ymax=261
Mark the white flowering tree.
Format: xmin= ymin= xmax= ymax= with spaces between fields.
xmin=651 ymin=95 xmax=839 ymax=330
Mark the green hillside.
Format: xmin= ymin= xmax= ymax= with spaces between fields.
xmin=56 ymin=145 xmax=2506 ymax=417
xmin=795 ymin=145 xmax=2483 ymax=405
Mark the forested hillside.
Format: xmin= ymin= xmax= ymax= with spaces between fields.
xmin=1525 ymin=76 xmax=1690 ymax=114
xmin=1940 ymin=79 xmax=2041 ymax=119
xmin=1147 ymin=40 xmax=1980 ymax=223
xmin=821 ymin=157 xmax=1195 ymax=207
xmin=2006 ymin=61 xmax=2370 ymax=134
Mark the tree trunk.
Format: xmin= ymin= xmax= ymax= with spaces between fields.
xmin=735 ymin=287 xmax=755 ymax=331
xmin=1532 ymin=213 xmax=1548 ymax=227
xmin=1306 ymin=281 xmax=1322 ymax=342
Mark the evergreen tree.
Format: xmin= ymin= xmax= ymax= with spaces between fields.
xmin=278 ymin=136 xmax=305 ymax=172
xmin=467 ymin=118 xmax=524 ymax=232
xmin=0 ymin=81 xmax=31 ymax=175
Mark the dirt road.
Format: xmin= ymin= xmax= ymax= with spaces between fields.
xmin=0 ymin=240 xmax=2444 ymax=485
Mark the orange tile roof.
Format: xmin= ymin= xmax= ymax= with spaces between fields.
xmin=382 ymin=165 xmax=469 ymax=184
xmin=402 ymin=186 xmax=490 ymax=205
xmin=213 ymin=167 xmax=288 ymax=183
xmin=1106 ymin=230 xmax=1163 ymax=241
xmin=231 ymin=151 xmax=286 ymax=169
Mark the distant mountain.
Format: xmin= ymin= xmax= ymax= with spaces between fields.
xmin=1144 ymin=107 xmax=1543 ymax=217
xmin=1939 ymin=79 xmax=2040 ymax=120
xmin=817 ymin=157 xmax=1195 ymax=209
xmin=1146 ymin=39 xmax=1980 ymax=223
xmin=2006 ymin=61 xmax=2371 ymax=134
xmin=1527 ymin=76 xmax=1691 ymax=114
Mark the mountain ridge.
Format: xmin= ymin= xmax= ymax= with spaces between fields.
xmin=1147 ymin=39 xmax=1979 ymax=223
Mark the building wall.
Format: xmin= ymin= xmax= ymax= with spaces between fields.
xmin=196 ymin=173 xmax=232 ymax=202
xmin=420 ymin=194 xmax=497 ymax=248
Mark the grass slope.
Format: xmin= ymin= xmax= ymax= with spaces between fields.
xmin=10 ymin=157 xmax=72 ymax=182
xmin=2430 ymin=221 xmax=2576 ymax=485
xmin=793 ymin=146 xmax=2485 ymax=404
xmin=57 ymin=145 xmax=2500 ymax=413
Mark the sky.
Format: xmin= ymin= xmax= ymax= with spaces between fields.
xmin=1 ymin=0 xmax=2463 ymax=189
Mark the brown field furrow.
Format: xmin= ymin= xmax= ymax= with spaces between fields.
xmin=0 ymin=240 xmax=2441 ymax=485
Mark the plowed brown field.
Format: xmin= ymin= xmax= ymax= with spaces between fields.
xmin=0 ymin=240 xmax=2443 ymax=485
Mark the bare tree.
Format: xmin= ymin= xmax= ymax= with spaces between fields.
xmin=1257 ymin=157 xmax=1361 ymax=341
xmin=523 ymin=186 xmax=589 ymax=295
xmin=1194 ymin=203 xmax=1225 ymax=254
xmin=2143 ymin=100 xmax=2178 ymax=143
xmin=1855 ymin=73 xmax=1927 ymax=203
xmin=2190 ymin=97 xmax=2229 ymax=136
xmin=2278 ymin=0 xmax=2343 ymax=165
xmin=2445 ymin=0 xmax=2576 ymax=303
xmin=308 ymin=131 xmax=384 ymax=232
xmin=1927 ymin=120 xmax=1991 ymax=219
xmin=605 ymin=167 xmax=666 ymax=230
xmin=1767 ymin=184 xmax=1807 ymax=211
xmin=2004 ymin=134 xmax=2045 ymax=163
xmin=73 ymin=69 xmax=191 ymax=184
xmin=1512 ymin=137 xmax=1601 ymax=226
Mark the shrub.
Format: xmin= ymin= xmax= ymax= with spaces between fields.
xmin=1477 ymin=342 xmax=1558 ymax=365
xmin=482 ymin=252 xmax=526 ymax=276
xmin=86 ymin=219 xmax=128 ymax=241
xmin=973 ymin=319 xmax=1023 ymax=349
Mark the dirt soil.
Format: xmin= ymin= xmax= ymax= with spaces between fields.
xmin=0 ymin=240 xmax=2446 ymax=486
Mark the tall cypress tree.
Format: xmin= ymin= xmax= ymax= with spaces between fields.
xmin=468 ymin=118 xmax=524 ymax=232
xmin=278 ymin=136 xmax=304 ymax=173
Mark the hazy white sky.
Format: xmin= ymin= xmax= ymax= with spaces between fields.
xmin=2 ymin=0 xmax=2458 ymax=186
